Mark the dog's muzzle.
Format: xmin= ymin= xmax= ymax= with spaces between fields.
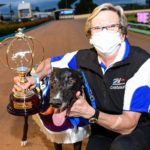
xmin=50 ymin=98 xmax=62 ymax=108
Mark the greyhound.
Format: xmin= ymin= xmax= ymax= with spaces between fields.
xmin=33 ymin=67 xmax=90 ymax=150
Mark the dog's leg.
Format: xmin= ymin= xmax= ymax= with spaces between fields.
xmin=54 ymin=143 xmax=62 ymax=150
xmin=73 ymin=141 xmax=82 ymax=150
xmin=21 ymin=116 xmax=28 ymax=146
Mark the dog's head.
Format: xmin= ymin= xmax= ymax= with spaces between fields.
xmin=48 ymin=67 xmax=84 ymax=126
xmin=50 ymin=67 xmax=83 ymax=110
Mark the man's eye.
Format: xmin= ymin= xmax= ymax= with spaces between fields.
xmin=92 ymin=26 xmax=101 ymax=30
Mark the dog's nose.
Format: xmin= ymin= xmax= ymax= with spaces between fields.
xmin=50 ymin=98 xmax=62 ymax=108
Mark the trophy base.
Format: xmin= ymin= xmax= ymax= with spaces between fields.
xmin=7 ymin=93 xmax=40 ymax=116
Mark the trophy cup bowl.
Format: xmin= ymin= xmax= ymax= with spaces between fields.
xmin=2 ymin=28 xmax=44 ymax=116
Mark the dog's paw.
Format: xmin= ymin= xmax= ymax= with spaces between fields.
xmin=21 ymin=140 xmax=27 ymax=146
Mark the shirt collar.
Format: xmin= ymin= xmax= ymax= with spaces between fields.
xmin=99 ymin=39 xmax=130 ymax=72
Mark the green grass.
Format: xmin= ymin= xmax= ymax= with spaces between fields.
xmin=0 ymin=17 xmax=52 ymax=38
xmin=127 ymin=14 xmax=137 ymax=22
xmin=128 ymin=27 xmax=150 ymax=35
xmin=128 ymin=21 xmax=150 ymax=35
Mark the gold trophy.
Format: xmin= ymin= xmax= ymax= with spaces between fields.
xmin=0 ymin=28 xmax=44 ymax=145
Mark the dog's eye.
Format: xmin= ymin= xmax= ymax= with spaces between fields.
xmin=68 ymin=78 xmax=75 ymax=85
xmin=50 ymin=84 xmax=54 ymax=89
xmin=50 ymin=80 xmax=58 ymax=88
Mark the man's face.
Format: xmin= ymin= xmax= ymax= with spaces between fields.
xmin=91 ymin=10 xmax=120 ymax=35
xmin=90 ymin=10 xmax=125 ymax=42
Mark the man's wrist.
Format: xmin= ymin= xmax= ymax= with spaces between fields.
xmin=31 ymin=73 xmax=40 ymax=88
xmin=88 ymin=109 xmax=100 ymax=124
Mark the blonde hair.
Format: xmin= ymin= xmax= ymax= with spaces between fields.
xmin=85 ymin=3 xmax=128 ymax=38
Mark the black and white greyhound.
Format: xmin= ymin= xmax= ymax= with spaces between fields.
xmin=21 ymin=67 xmax=90 ymax=150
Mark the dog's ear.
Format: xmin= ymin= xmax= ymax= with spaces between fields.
xmin=50 ymin=67 xmax=58 ymax=82
xmin=76 ymin=69 xmax=82 ymax=77
xmin=51 ymin=67 xmax=61 ymax=77
xmin=75 ymin=69 xmax=84 ymax=83
xmin=52 ymin=67 xmax=59 ymax=73
xmin=75 ymin=69 xmax=85 ymax=97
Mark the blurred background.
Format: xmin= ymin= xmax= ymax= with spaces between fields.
xmin=0 ymin=0 xmax=150 ymax=39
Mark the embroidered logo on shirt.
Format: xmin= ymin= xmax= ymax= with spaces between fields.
xmin=110 ymin=78 xmax=126 ymax=89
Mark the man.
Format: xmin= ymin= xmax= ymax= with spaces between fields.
xmin=13 ymin=3 xmax=150 ymax=150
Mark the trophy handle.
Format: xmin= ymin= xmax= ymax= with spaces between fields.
xmin=28 ymin=36 xmax=45 ymax=64
xmin=0 ymin=37 xmax=14 ymax=68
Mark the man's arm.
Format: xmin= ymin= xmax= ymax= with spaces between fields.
xmin=68 ymin=94 xmax=141 ymax=135
xmin=97 ymin=110 xmax=141 ymax=134
xmin=36 ymin=58 xmax=51 ymax=80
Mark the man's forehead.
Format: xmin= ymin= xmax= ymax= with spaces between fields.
xmin=91 ymin=10 xmax=119 ymax=26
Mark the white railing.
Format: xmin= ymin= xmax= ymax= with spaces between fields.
xmin=74 ymin=9 xmax=150 ymax=19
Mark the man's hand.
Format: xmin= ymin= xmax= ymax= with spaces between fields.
xmin=12 ymin=58 xmax=52 ymax=93
xmin=12 ymin=76 xmax=36 ymax=93
xmin=68 ymin=91 xmax=95 ymax=119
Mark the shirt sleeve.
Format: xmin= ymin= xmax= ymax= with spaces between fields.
xmin=51 ymin=51 xmax=78 ymax=70
xmin=123 ymin=58 xmax=150 ymax=113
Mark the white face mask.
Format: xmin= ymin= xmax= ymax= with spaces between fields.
xmin=90 ymin=30 xmax=122 ymax=56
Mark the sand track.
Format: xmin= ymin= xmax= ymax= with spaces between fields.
xmin=0 ymin=19 xmax=149 ymax=150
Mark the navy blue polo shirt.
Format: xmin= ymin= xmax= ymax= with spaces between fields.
xmin=50 ymin=40 xmax=150 ymax=114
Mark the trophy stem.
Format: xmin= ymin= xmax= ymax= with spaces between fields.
xmin=19 ymin=74 xmax=27 ymax=84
